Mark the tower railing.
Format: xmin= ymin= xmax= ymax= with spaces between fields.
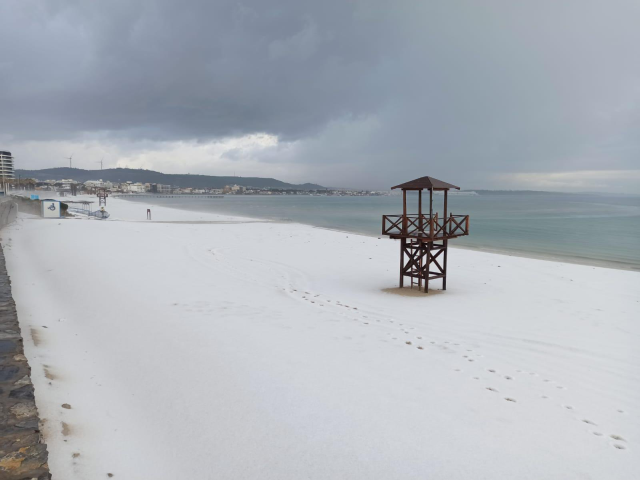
xmin=382 ymin=214 xmax=469 ymax=239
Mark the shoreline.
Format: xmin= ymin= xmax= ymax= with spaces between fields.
xmin=120 ymin=195 xmax=640 ymax=272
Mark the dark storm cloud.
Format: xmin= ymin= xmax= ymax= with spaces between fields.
xmin=1 ymin=0 xmax=639 ymax=190
xmin=1 ymin=0 xmax=384 ymax=140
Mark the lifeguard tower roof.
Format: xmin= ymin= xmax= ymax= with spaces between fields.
xmin=391 ymin=176 xmax=460 ymax=191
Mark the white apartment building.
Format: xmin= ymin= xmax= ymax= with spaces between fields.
xmin=0 ymin=151 xmax=15 ymax=180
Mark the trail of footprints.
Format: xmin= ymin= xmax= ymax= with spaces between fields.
xmin=286 ymin=284 xmax=630 ymax=452
xmin=195 ymin=246 xmax=630 ymax=453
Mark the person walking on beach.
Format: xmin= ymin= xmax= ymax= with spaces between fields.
xmin=147 ymin=208 xmax=152 ymax=220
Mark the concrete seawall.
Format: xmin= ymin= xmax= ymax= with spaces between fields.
xmin=0 ymin=207 xmax=51 ymax=479
xmin=0 ymin=199 xmax=18 ymax=229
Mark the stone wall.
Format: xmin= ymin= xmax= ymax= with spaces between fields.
xmin=0 ymin=199 xmax=18 ymax=229
xmin=0 ymin=244 xmax=51 ymax=479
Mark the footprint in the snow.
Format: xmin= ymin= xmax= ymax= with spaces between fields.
xmin=504 ymin=376 xmax=512 ymax=380
xmin=582 ymin=419 xmax=596 ymax=425
xmin=564 ymin=405 xmax=573 ymax=410
xmin=488 ymin=369 xmax=496 ymax=373
xmin=505 ymin=398 xmax=517 ymax=403
xmin=613 ymin=444 xmax=626 ymax=450
xmin=486 ymin=387 xmax=498 ymax=392
xmin=610 ymin=434 xmax=626 ymax=442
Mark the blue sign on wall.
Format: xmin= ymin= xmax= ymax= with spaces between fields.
xmin=31 ymin=194 xmax=40 ymax=200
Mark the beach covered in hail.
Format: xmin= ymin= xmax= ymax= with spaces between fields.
xmin=2 ymin=195 xmax=639 ymax=479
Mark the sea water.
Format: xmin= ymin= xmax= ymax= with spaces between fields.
xmin=123 ymin=193 xmax=640 ymax=270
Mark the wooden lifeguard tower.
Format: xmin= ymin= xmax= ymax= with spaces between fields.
xmin=382 ymin=176 xmax=470 ymax=293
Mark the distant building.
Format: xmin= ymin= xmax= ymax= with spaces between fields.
xmin=85 ymin=179 xmax=113 ymax=189
xmin=0 ymin=151 xmax=15 ymax=180
xmin=223 ymin=184 xmax=245 ymax=194
xmin=144 ymin=183 xmax=171 ymax=194
xmin=121 ymin=181 xmax=145 ymax=193
xmin=55 ymin=179 xmax=78 ymax=192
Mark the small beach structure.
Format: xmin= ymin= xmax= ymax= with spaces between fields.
xmin=97 ymin=187 xmax=108 ymax=206
xmin=382 ymin=176 xmax=470 ymax=292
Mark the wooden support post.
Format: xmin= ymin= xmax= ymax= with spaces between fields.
xmin=443 ymin=239 xmax=448 ymax=290
xmin=425 ymin=241 xmax=431 ymax=293
xmin=429 ymin=189 xmax=433 ymax=238
xmin=418 ymin=241 xmax=422 ymax=291
xmin=418 ymin=189 xmax=423 ymax=234
xmin=402 ymin=190 xmax=407 ymax=235
xmin=443 ymin=189 xmax=448 ymax=236
xmin=399 ymin=238 xmax=405 ymax=287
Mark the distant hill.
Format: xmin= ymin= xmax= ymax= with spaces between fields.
xmin=16 ymin=167 xmax=325 ymax=190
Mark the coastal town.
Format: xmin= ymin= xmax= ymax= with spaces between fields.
xmin=6 ymin=177 xmax=389 ymax=197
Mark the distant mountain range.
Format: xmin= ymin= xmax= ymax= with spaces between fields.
xmin=16 ymin=167 xmax=326 ymax=190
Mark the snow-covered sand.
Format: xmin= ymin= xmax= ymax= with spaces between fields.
xmin=2 ymin=195 xmax=639 ymax=479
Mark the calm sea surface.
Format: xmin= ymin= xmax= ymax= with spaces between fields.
xmin=123 ymin=193 xmax=640 ymax=270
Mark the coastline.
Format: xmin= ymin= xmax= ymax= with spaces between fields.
xmin=3 ymin=195 xmax=639 ymax=479
xmin=121 ymin=195 xmax=640 ymax=272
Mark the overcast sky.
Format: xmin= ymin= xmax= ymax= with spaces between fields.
xmin=1 ymin=0 xmax=639 ymax=192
